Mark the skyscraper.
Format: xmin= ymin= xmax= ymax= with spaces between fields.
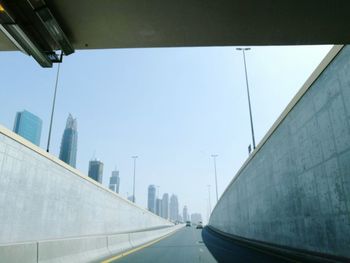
xmin=183 ymin=205 xmax=188 ymax=222
xmin=161 ymin=193 xmax=169 ymax=219
xmin=109 ymin=170 xmax=120 ymax=193
xmin=148 ymin=185 xmax=156 ymax=213
xmin=169 ymin=194 xmax=179 ymax=222
xmin=156 ymin=198 xmax=162 ymax=216
xmin=13 ymin=110 xmax=42 ymax=146
xmin=59 ymin=114 xmax=78 ymax=168
xmin=88 ymin=159 xmax=103 ymax=183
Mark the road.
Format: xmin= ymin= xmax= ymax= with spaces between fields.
xmin=107 ymin=226 xmax=291 ymax=263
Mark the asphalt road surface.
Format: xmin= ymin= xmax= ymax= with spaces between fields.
xmin=109 ymin=226 xmax=291 ymax=263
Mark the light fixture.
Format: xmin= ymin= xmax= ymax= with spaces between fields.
xmin=35 ymin=7 xmax=74 ymax=56
xmin=0 ymin=23 xmax=52 ymax=67
xmin=0 ymin=24 xmax=27 ymax=54
xmin=0 ymin=3 xmax=52 ymax=67
xmin=0 ymin=2 xmax=74 ymax=67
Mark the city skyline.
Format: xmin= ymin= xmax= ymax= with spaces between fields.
xmin=9 ymin=108 xmax=195 ymax=222
xmin=0 ymin=46 xmax=332 ymax=221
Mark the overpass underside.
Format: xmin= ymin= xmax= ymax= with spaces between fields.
xmin=1 ymin=0 xmax=350 ymax=53
xmin=1 ymin=0 xmax=349 ymax=68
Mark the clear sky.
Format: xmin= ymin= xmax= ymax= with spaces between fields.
xmin=0 ymin=45 xmax=332 ymax=222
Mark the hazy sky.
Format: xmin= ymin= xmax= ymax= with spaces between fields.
xmin=0 ymin=45 xmax=332 ymax=222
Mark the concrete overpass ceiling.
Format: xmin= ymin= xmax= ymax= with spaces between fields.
xmin=0 ymin=0 xmax=349 ymax=52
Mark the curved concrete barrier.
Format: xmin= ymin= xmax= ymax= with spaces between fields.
xmin=129 ymin=225 xmax=183 ymax=249
xmin=0 ymin=242 xmax=37 ymax=263
xmin=0 ymin=225 xmax=184 ymax=263
xmin=38 ymin=236 xmax=110 ymax=263
xmin=107 ymin=233 xmax=130 ymax=256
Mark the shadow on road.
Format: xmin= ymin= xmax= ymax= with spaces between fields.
xmin=201 ymin=227 xmax=289 ymax=263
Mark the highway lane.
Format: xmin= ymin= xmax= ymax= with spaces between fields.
xmin=109 ymin=226 xmax=215 ymax=263
xmin=108 ymin=226 xmax=291 ymax=263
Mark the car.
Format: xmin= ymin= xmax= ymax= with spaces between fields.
xmin=196 ymin=221 xmax=203 ymax=229
xmin=186 ymin=221 xmax=191 ymax=227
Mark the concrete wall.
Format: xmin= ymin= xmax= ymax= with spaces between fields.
xmin=0 ymin=124 xmax=172 ymax=245
xmin=209 ymin=45 xmax=350 ymax=258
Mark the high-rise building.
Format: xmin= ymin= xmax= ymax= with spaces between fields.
xmin=13 ymin=110 xmax=42 ymax=146
xmin=59 ymin=114 xmax=78 ymax=168
xmin=183 ymin=205 xmax=188 ymax=222
xmin=148 ymin=185 xmax=156 ymax=213
xmin=169 ymin=194 xmax=179 ymax=222
xmin=127 ymin=195 xmax=135 ymax=202
xmin=156 ymin=198 xmax=162 ymax=216
xmin=88 ymin=159 xmax=103 ymax=183
xmin=161 ymin=193 xmax=169 ymax=219
xmin=109 ymin=170 xmax=120 ymax=193
xmin=191 ymin=213 xmax=203 ymax=224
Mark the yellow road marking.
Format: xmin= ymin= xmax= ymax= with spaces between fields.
xmin=101 ymin=227 xmax=182 ymax=263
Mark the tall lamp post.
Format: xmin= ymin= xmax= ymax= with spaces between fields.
xmin=47 ymin=63 xmax=61 ymax=152
xmin=131 ymin=156 xmax=138 ymax=203
xmin=211 ymin=154 xmax=219 ymax=202
xmin=236 ymin=47 xmax=256 ymax=150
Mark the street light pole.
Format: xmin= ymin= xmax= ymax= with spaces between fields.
xmin=132 ymin=156 xmax=138 ymax=203
xmin=47 ymin=63 xmax=61 ymax=153
xmin=211 ymin=154 xmax=219 ymax=202
xmin=236 ymin=48 xmax=256 ymax=150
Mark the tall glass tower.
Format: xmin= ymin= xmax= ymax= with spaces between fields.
xmin=183 ymin=205 xmax=188 ymax=222
xmin=88 ymin=159 xmax=104 ymax=183
xmin=156 ymin=198 xmax=162 ymax=216
xmin=161 ymin=193 xmax=169 ymax=219
xmin=59 ymin=114 xmax=78 ymax=168
xmin=13 ymin=110 xmax=42 ymax=146
xmin=148 ymin=185 xmax=156 ymax=213
xmin=170 ymin=194 xmax=179 ymax=222
xmin=109 ymin=170 xmax=120 ymax=193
